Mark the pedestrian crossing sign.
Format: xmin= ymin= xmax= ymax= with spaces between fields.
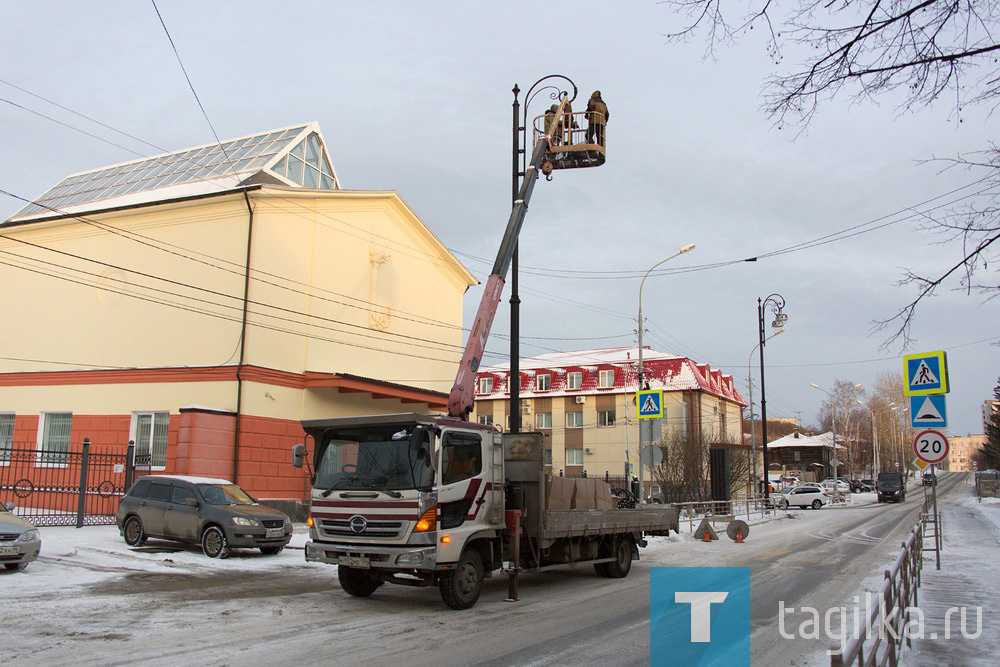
xmin=637 ymin=389 xmax=663 ymax=419
xmin=903 ymin=351 xmax=949 ymax=396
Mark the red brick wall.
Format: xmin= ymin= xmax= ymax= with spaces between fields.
xmin=7 ymin=410 xmax=309 ymax=502
xmin=233 ymin=414 xmax=310 ymax=502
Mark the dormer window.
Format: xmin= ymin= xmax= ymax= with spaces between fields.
xmin=537 ymin=374 xmax=551 ymax=391
xmin=598 ymin=369 xmax=615 ymax=389
xmin=478 ymin=377 xmax=494 ymax=395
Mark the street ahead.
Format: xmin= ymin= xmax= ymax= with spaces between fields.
xmin=3 ymin=473 xmax=973 ymax=666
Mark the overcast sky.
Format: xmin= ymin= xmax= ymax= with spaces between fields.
xmin=1 ymin=1 xmax=996 ymax=435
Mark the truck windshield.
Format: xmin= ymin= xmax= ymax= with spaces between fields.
xmin=314 ymin=425 xmax=434 ymax=493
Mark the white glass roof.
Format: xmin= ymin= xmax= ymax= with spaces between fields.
xmin=10 ymin=122 xmax=339 ymax=221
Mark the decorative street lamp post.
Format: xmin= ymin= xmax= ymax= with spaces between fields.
xmin=757 ymin=294 xmax=788 ymax=500
xmin=509 ymin=76 xmax=577 ymax=433
xmin=748 ymin=328 xmax=783 ymax=496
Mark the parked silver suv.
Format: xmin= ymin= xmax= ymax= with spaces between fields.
xmin=116 ymin=475 xmax=292 ymax=558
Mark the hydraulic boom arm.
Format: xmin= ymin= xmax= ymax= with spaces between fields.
xmin=447 ymin=95 xmax=571 ymax=418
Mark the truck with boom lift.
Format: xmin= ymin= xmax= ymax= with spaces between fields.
xmin=292 ymin=90 xmax=679 ymax=609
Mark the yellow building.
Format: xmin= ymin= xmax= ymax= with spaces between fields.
xmin=0 ymin=123 xmax=476 ymax=499
xmin=472 ymin=347 xmax=747 ymax=498
xmin=948 ymin=435 xmax=986 ymax=472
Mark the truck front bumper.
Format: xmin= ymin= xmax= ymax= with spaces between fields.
xmin=305 ymin=540 xmax=437 ymax=571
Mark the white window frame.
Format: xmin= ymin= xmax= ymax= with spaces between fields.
xmin=478 ymin=414 xmax=494 ymax=426
xmin=535 ymin=412 xmax=553 ymax=429
xmin=567 ymin=411 xmax=584 ymax=428
xmin=598 ymin=369 xmax=615 ymax=389
xmin=478 ymin=377 xmax=494 ymax=395
xmin=567 ymin=372 xmax=583 ymax=390
xmin=130 ymin=411 xmax=169 ymax=470
xmin=598 ymin=409 xmax=616 ymax=427
xmin=566 ymin=448 xmax=584 ymax=466
xmin=536 ymin=374 xmax=551 ymax=392
xmin=36 ymin=412 xmax=72 ymax=468
xmin=0 ymin=412 xmax=13 ymax=465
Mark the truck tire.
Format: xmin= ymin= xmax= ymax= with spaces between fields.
xmin=596 ymin=536 xmax=633 ymax=579
xmin=439 ymin=549 xmax=484 ymax=610
xmin=338 ymin=566 xmax=382 ymax=597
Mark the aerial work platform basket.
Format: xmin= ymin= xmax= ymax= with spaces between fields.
xmin=533 ymin=109 xmax=606 ymax=172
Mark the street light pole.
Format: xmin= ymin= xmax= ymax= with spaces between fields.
xmin=637 ymin=243 xmax=695 ymax=503
xmin=509 ymin=76 xmax=577 ymax=433
xmin=758 ymin=294 xmax=788 ymax=500
xmin=748 ymin=329 xmax=784 ymax=496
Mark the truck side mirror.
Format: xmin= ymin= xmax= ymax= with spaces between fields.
xmin=291 ymin=443 xmax=306 ymax=469
xmin=409 ymin=425 xmax=435 ymax=470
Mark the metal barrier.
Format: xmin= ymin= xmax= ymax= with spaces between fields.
xmin=0 ymin=439 xmax=147 ymax=527
xmin=830 ymin=522 xmax=924 ymax=666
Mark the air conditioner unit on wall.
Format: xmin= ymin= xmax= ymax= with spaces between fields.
xmin=521 ymin=406 xmax=532 ymax=415
xmin=584 ymin=447 xmax=594 ymax=454
xmin=575 ymin=396 xmax=586 ymax=404
xmin=521 ymin=399 xmax=531 ymax=407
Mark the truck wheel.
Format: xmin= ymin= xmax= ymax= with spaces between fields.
xmin=338 ymin=566 xmax=382 ymax=597
xmin=439 ymin=549 xmax=483 ymax=610
xmin=603 ymin=537 xmax=633 ymax=579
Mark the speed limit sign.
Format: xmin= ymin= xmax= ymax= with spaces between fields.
xmin=913 ymin=429 xmax=949 ymax=464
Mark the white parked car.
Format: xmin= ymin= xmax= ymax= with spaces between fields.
xmin=821 ymin=478 xmax=851 ymax=494
xmin=776 ymin=486 xmax=828 ymax=509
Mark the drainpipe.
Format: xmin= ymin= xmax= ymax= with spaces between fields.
xmin=233 ymin=190 xmax=255 ymax=483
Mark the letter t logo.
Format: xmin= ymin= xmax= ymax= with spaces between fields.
xmin=675 ymin=591 xmax=730 ymax=642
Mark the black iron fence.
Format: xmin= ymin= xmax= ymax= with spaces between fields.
xmin=0 ymin=439 xmax=149 ymax=527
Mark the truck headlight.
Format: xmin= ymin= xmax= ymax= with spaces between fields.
xmin=232 ymin=517 xmax=260 ymax=527
xmin=396 ymin=552 xmax=425 ymax=565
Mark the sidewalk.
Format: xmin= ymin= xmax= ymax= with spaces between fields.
xmin=903 ymin=488 xmax=1000 ymax=665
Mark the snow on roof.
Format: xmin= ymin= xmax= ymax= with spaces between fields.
xmin=150 ymin=474 xmax=235 ymax=485
xmin=477 ymin=346 xmax=745 ymax=405
xmin=766 ymin=431 xmax=846 ymax=449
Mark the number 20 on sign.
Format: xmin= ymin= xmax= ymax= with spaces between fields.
xmin=913 ymin=429 xmax=949 ymax=465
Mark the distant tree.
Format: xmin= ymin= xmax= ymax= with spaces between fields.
xmin=662 ymin=0 xmax=1000 ymax=346
xmin=974 ymin=377 xmax=1000 ymax=469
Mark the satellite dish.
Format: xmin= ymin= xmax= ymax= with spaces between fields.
xmin=640 ymin=445 xmax=663 ymax=468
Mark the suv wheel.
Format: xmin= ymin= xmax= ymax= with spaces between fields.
xmin=201 ymin=526 xmax=230 ymax=559
xmin=123 ymin=516 xmax=148 ymax=547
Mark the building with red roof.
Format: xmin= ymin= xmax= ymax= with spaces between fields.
xmin=472 ymin=347 xmax=747 ymax=498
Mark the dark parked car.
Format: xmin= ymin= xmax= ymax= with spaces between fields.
xmin=0 ymin=502 xmax=41 ymax=571
xmin=116 ymin=475 xmax=292 ymax=558
xmin=859 ymin=479 xmax=876 ymax=492
xmin=922 ymin=472 xmax=937 ymax=486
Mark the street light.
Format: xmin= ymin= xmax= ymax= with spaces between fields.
xmin=509 ymin=75 xmax=577 ymax=433
xmin=810 ymin=382 xmax=862 ymax=501
xmin=747 ymin=329 xmax=784 ymax=496
xmin=857 ymin=400 xmax=882 ymax=478
xmin=758 ymin=294 xmax=788 ymax=500
xmin=636 ymin=243 xmax=696 ymax=502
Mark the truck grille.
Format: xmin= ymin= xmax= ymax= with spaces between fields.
xmin=320 ymin=517 xmax=405 ymax=539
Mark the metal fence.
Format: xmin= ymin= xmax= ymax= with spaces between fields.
xmin=830 ymin=521 xmax=924 ymax=666
xmin=0 ymin=439 xmax=148 ymax=527
xmin=673 ymin=496 xmax=787 ymax=531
